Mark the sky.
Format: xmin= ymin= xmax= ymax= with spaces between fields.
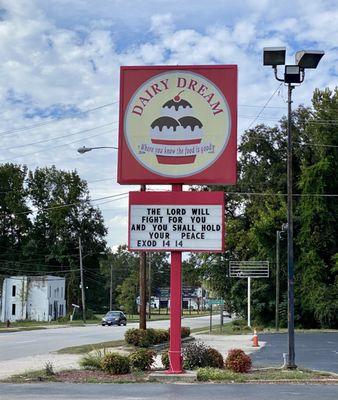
xmin=0 ymin=0 xmax=337 ymax=249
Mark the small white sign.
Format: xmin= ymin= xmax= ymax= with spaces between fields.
xmin=129 ymin=205 xmax=223 ymax=251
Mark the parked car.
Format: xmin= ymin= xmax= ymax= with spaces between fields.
xmin=223 ymin=311 xmax=232 ymax=319
xmin=101 ymin=311 xmax=127 ymax=326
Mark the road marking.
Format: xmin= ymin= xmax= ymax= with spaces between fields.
xmin=15 ymin=340 xmax=36 ymax=344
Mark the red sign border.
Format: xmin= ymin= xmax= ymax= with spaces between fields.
xmin=118 ymin=65 xmax=237 ymax=185
xmin=128 ymin=191 xmax=225 ymax=253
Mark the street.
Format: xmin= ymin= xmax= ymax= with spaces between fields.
xmin=0 ymin=383 xmax=337 ymax=400
xmin=0 ymin=315 xmax=223 ymax=361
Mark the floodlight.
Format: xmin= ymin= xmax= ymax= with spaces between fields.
xmin=263 ymin=47 xmax=286 ymax=66
xmin=284 ymin=65 xmax=301 ymax=84
xmin=295 ymin=50 xmax=325 ymax=69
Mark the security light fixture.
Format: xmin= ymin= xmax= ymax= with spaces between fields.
xmin=295 ymin=50 xmax=325 ymax=69
xmin=263 ymin=47 xmax=286 ymax=66
xmin=284 ymin=65 xmax=301 ymax=84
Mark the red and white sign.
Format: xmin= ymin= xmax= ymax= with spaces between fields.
xmin=118 ymin=65 xmax=237 ymax=185
xmin=129 ymin=191 xmax=224 ymax=252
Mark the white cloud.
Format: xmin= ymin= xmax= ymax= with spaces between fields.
xmin=0 ymin=0 xmax=337 ymax=247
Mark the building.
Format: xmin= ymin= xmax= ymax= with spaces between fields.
xmin=0 ymin=276 xmax=66 ymax=322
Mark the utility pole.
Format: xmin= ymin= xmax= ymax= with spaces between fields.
xmin=109 ymin=259 xmax=113 ymax=311
xmin=79 ymin=236 xmax=86 ymax=323
xmin=139 ymin=185 xmax=147 ymax=330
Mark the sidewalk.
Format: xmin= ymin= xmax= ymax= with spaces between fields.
xmin=193 ymin=332 xmax=265 ymax=357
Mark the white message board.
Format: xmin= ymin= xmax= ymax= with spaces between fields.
xmin=128 ymin=192 xmax=224 ymax=252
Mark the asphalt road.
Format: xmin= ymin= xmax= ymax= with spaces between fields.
xmin=251 ymin=332 xmax=338 ymax=373
xmin=0 ymin=315 xmax=224 ymax=361
xmin=1 ymin=383 xmax=337 ymax=400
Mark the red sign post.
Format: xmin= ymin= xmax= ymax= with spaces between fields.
xmin=118 ymin=65 xmax=237 ymax=373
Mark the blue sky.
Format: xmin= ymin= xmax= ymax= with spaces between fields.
xmin=0 ymin=0 xmax=337 ymax=248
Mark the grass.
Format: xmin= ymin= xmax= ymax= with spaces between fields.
xmin=57 ymin=339 xmax=127 ymax=354
xmin=197 ymin=367 xmax=335 ymax=383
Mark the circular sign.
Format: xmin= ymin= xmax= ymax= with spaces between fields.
xmin=124 ymin=71 xmax=231 ymax=177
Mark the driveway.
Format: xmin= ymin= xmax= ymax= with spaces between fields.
xmin=251 ymin=332 xmax=338 ymax=373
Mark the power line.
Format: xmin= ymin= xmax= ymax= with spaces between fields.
xmin=11 ymin=192 xmax=129 ymax=216
xmin=1 ymin=122 xmax=117 ymax=152
xmin=247 ymin=84 xmax=283 ymax=129
xmin=0 ymin=126 xmax=117 ymax=162
xmin=0 ymin=101 xmax=118 ymax=136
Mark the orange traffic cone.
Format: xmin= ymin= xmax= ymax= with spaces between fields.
xmin=252 ymin=329 xmax=259 ymax=347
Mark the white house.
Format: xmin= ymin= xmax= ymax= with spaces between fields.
xmin=0 ymin=276 xmax=66 ymax=322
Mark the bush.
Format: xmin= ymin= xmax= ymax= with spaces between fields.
xmin=101 ymin=352 xmax=130 ymax=375
xmin=181 ymin=326 xmax=191 ymax=338
xmin=232 ymin=319 xmax=247 ymax=327
xmin=205 ymin=348 xmax=224 ymax=369
xmin=167 ymin=326 xmax=191 ymax=339
xmin=125 ymin=328 xmax=170 ymax=347
xmin=183 ymin=341 xmax=210 ymax=370
xmin=125 ymin=329 xmax=150 ymax=347
xmin=225 ymin=349 xmax=252 ymax=373
xmin=161 ymin=352 xmax=170 ymax=369
xmin=80 ymin=350 xmax=104 ymax=370
xmin=129 ymin=349 xmax=156 ymax=371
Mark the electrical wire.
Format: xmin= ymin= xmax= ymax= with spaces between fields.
xmin=0 ymin=101 xmax=118 ymax=136
xmin=247 ymin=84 xmax=283 ymax=129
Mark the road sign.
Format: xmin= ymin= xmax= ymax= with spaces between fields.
xmin=129 ymin=191 xmax=224 ymax=252
xmin=206 ymin=299 xmax=225 ymax=305
xmin=229 ymin=261 xmax=269 ymax=278
xmin=118 ymin=65 xmax=237 ymax=185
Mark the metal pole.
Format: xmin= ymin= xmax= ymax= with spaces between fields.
xmin=276 ymin=231 xmax=280 ymax=331
xmin=139 ymin=185 xmax=147 ymax=330
xmin=247 ymin=277 xmax=251 ymax=328
xmin=79 ymin=236 xmax=86 ymax=323
xmin=167 ymin=184 xmax=183 ymax=374
xmin=109 ymin=260 xmax=113 ymax=311
xmin=148 ymin=253 xmax=151 ymax=320
xmin=209 ymin=304 xmax=213 ymax=332
xmin=287 ymin=83 xmax=296 ymax=369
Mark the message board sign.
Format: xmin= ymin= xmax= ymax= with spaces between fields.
xmin=229 ymin=261 xmax=269 ymax=278
xmin=118 ymin=65 xmax=237 ymax=185
xmin=129 ymin=191 xmax=224 ymax=252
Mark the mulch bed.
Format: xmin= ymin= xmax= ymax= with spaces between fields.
xmin=54 ymin=370 xmax=149 ymax=383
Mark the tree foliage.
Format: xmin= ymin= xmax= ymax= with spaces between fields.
xmin=193 ymin=87 xmax=337 ymax=328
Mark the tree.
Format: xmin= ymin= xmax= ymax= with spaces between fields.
xmin=195 ymin=87 xmax=338 ymax=328
xmin=0 ymin=164 xmax=32 ymax=280
xmin=297 ymin=88 xmax=338 ymax=328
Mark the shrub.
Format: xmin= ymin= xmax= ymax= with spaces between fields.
xmin=80 ymin=350 xmax=104 ymax=370
xmin=232 ymin=319 xmax=247 ymax=327
xmin=161 ymin=352 xmax=170 ymax=369
xmin=155 ymin=329 xmax=169 ymax=343
xmin=44 ymin=361 xmax=55 ymax=376
xmin=225 ymin=349 xmax=252 ymax=373
xmin=125 ymin=328 xmax=170 ymax=347
xmin=129 ymin=349 xmax=156 ymax=371
xmin=167 ymin=326 xmax=191 ymax=339
xmin=183 ymin=341 xmax=210 ymax=370
xmin=125 ymin=328 xmax=149 ymax=347
xmin=101 ymin=352 xmax=130 ymax=375
xmin=205 ymin=348 xmax=224 ymax=369
xmin=181 ymin=326 xmax=191 ymax=338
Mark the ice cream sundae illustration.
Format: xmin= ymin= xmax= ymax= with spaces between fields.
xmin=150 ymin=91 xmax=204 ymax=164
